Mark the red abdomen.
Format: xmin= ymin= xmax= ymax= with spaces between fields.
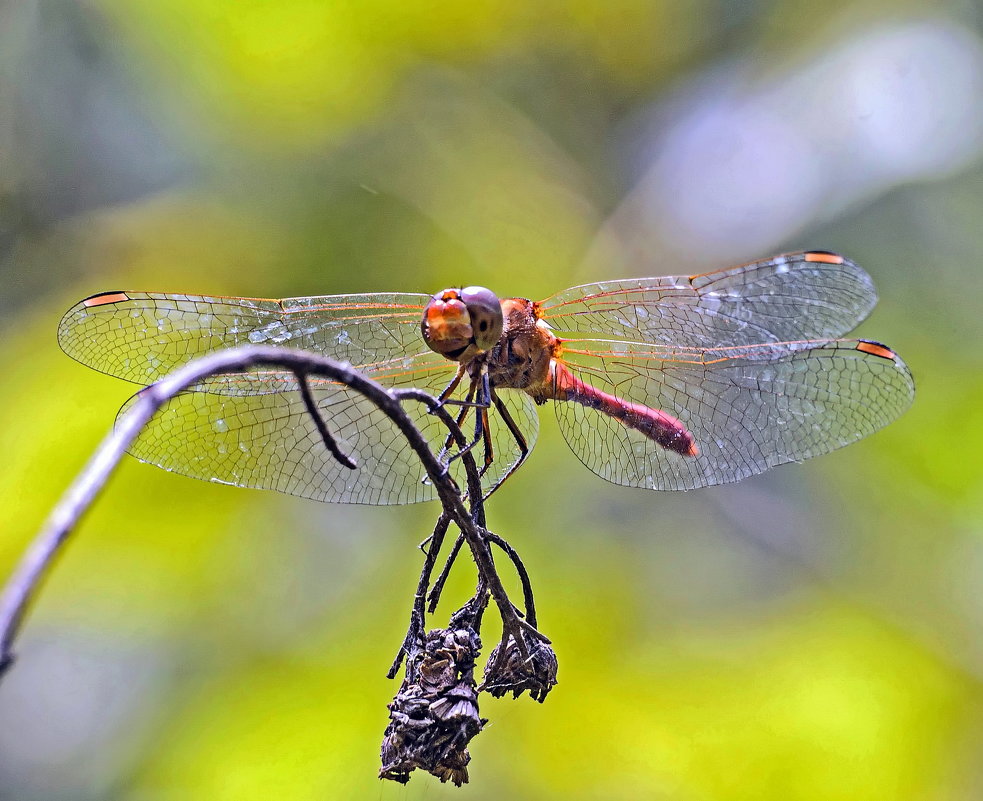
xmin=548 ymin=361 xmax=698 ymax=457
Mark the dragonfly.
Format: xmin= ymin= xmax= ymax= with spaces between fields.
xmin=58 ymin=251 xmax=914 ymax=505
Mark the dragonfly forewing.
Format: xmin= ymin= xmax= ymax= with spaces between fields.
xmin=58 ymin=291 xmax=431 ymax=385
xmin=539 ymin=251 xmax=877 ymax=348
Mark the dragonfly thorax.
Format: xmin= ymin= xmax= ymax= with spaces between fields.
xmin=485 ymin=297 xmax=557 ymax=398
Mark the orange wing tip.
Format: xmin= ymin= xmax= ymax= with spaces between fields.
xmin=83 ymin=291 xmax=130 ymax=307
xmin=803 ymin=251 xmax=845 ymax=264
xmin=855 ymin=340 xmax=897 ymax=360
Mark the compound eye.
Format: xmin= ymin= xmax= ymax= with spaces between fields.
xmin=421 ymin=291 xmax=472 ymax=360
xmin=460 ymin=286 xmax=503 ymax=352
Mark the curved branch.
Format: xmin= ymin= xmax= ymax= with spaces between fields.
xmin=0 ymin=346 xmax=483 ymax=676
xmin=0 ymin=345 xmax=546 ymax=679
xmin=296 ymin=370 xmax=357 ymax=470
xmin=483 ymin=530 xmax=538 ymax=629
xmin=387 ymin=511 xmax=452 ymax=680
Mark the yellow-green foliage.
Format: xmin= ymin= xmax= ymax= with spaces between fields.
xmin=2 ymin=1 xmax=981 ymax=798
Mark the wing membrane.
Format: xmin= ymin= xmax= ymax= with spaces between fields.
xmin=60 ymin=252 xmax=903 ymax=502
xmin=539 ymin=252 xmax=877 ymax=347
xmin=553 ymin=337 xmax=914 ymax=490
xmin=58 ymin=291 xmax=430 ymax=384
xmin=119 ymin=357 xmax=539 ymax=505
xmin=62 ymin=290 xmax=540 ymax=503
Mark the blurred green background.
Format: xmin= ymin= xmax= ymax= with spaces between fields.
xmin=2 ymin=0 xmax=983 ymax=798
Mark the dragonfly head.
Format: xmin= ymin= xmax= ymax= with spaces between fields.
xmin=422 ymin=286 xmax=504 ymax=362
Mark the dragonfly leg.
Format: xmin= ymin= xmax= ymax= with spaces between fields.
xmin=437 ymin=381 xmax=476 ymax=463
xmin=438 ymin=360 xmax=493 ymax=410
xmin=441 ymin=398 xmax=491 ymax=409
xmin=446 ymin=371 xmax=493 ymax=468
xmin=434 ymin=364 xmax=467 ymax=407
xmin=476 ymin=373 xmax=495 ymax=474
xmin=423 ymin=380 xmax=478 ymax=486
xmin=476 ymin=387 xmax=530 ymax=497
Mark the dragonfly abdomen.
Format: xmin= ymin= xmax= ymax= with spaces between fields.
xmin=547 ymin=361 xmax=698 ymax=457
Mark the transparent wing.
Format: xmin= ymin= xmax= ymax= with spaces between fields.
xmin=118 ymin=354 xmax=539 ymax=505
xmin=58 ymin=290 xmax=431 ymax=384
xmin=552 ymin=338 xmax=914 ymax=491
xmin=539 ymin=252 xmax=877 ymax=347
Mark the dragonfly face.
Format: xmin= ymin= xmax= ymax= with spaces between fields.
xmin=421 ymin=286 xmax=504 ymax=362
xmin=59 ymin=251 xmax=914 ymax=505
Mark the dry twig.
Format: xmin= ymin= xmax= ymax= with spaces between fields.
xmin=0 ymin=345 xmax=555 ymax=786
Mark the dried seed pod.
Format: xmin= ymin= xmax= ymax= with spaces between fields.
xmin=483 ymin=633 xmax=558 ymax=703
xmin=379 ymin=623 xmax=486 ymax=786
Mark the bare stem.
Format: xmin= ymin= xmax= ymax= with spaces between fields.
xmin=296 ymin=371 xmax=357 ymax=470
xmin=387 ymin=512 xmax=451 ymax=679
xmin=2 ymin=343 xmax=556 ymax=700
xmin=427 ymin=533 xmax=466 ymax=614
xmin=0 ymin=347 xmax=484 ymax=677
xmin=484 ymin=530 xmax=538 ymax=629
xmin=1 ymin=345 xmax=548 ymax=683
xmin=391 ymin=388 xmax=534 ymax=645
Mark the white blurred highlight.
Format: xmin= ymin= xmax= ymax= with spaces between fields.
xmin=605 ymin=18 xmax=983 ymax=268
